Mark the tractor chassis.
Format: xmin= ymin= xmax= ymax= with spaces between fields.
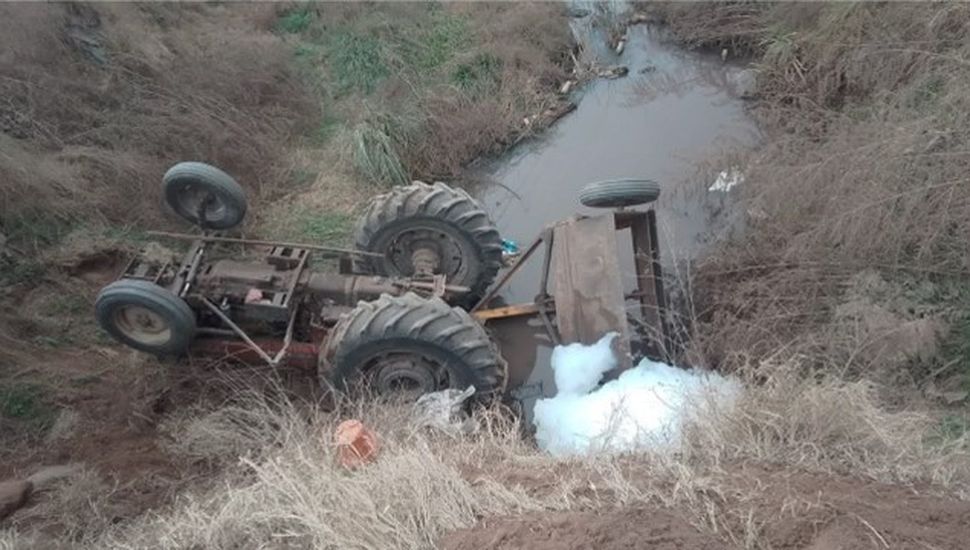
xmin=117 ymin=231 xmax=469 ymax=370
xmin=116 ymin=206 xmax=671 ymax=387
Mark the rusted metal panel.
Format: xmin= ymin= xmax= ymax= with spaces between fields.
xmin=484 ymin=315 xmax=550 ymax=388
xmin=190 ymin=338 xmax=319 ymax=370
xmin=613 ymin=209 xmax=672 ymax=361
xmin=647 ymin=209 xmax=673 ymax=360
xmin=551 ymin=214 xmax=632 ymax=370
xmin=627 ymin=211 xmax=664 ymax=357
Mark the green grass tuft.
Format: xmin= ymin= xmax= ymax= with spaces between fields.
xmin=351 ymin=120 xmax=409 ymax=186
xmin=908 ymin=75 xmax=946 ymax=112
xmin=0 ymin=383 xmax=55 ymax=430
xmin=312 ymin=114 xmax=342 ymax=145
xmin=328 ymin=32 xmax=388 ymax=95
xmin=2 ymin=214 xmax=75 ymax=249
xmin=0 ymin=258 xmax=46 ymax=286
xmin=277 ymin=7 xmax=314 ymax=34
xmin=297 ymin=211 xmax=354 ymax=245
xmin=938 ymin=414 xmax=969 ymax=443
xmin=452 ymin=53 xmax=502 ymax=94
xmin=411 ymin=12 xmax=471 ymax=70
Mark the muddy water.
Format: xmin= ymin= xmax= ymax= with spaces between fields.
xmin=471 ymin=22 xmax=758 ymax=400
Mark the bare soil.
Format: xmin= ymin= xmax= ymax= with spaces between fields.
xmin=0 ymin=250 xmax=320 ymax=526
xmin=440 ymin=507 xmax=719 ymax=550
xmin=442 ymin=466 xmax=970 ymax=550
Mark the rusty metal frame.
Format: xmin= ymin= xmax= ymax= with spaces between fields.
xmin=147 ymin=230 xmax=382 ymax=258
xmin=137 ymin=205 xmax=670 ymax=374
xmin=471 ymin=232 xmax=546 ymax=313
xmin=647 ymin=210 xmax=673 ymax=359
xmin=471 ymin=303 xmax=540 ymax=321
xmin=471 ymin=208 xmax=670 ymax=367
xmin=200 ymin=297 xmax=297 ymax=367
xmin=534 ymin=229 xmax=560 ymax=345
xmin=471 ymin=227 xmax=561 ymax=346
xmin=614 ymin=209 xmax=672 ymax=360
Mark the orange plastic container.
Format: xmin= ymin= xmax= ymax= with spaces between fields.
xmin=334 ymin=419 xmax=379 ymax=469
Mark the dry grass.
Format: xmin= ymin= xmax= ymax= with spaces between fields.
xmin=3 ymin=363 xmax=967 ymax=548
xmin=1 ymin=2 xmax=572 ymax=258
xmin=405 ymin=2 xmax=573 ymax=178
xmin=648 ymin=2 xmax=970 ymax=374
xmin=682 ymin=363 xmax=970 ymax=489
xmin=100 ymin=393 xmax=553 ymax=550
xmin=0 ymin=3 xmax=314 ymax=243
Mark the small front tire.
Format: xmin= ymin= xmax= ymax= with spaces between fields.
xmin=163 ymin=162 xmax=248 ymax=230
xmin=579 ymin=179 xmax=661 ymax=208
xmin=95 ymin=279 xmax=197 ymax=355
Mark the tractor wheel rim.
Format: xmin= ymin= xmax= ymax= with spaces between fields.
xmin=113 ymin=305 xmax=171 ymax=346
xmin=370 ymin=352 xmax=447 ymax=397
xmin=177 ymin=183 xmax=227 ymax=223
xmin=386 ymin=227 xmax=466 ymax=281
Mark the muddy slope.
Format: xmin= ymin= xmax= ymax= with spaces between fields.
xmin=442 ymin=468 xmax=970 ymax=549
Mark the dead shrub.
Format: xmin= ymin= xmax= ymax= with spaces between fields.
xmin=101 ymin=393 xmax=550 ymax=550
xmin=7 ymin=468 xmax=120 ymax=546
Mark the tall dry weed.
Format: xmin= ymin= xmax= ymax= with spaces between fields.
xmin=682 ymin=362 xmax=970 ymax=491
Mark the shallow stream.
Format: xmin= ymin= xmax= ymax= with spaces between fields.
xmin=470 ymin=14 xmax=758 ymax=400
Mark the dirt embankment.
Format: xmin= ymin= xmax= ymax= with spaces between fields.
xmin=440 ymin=508 xmax=720 ymax=550
xmin=0 ymin=3 xmax=312 ymax=233
xmin=0 ymin=2 xmax=573 ymax=252
xmin=442 ymin=467 xmax=970 ymax=550
xmin=653 ymin=2 xmax=970 ymax=386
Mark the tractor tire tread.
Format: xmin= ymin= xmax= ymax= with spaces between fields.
xmin=320 ymin=292 xmax=507 ymax=398
xmin=353 ymin=182 xmax=503 ymax=302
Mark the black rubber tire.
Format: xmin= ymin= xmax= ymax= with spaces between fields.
xmin=95 ymin=279 xmax=197 ymax=355
xmin=579 ymin=179 xmax=660 ymax=208
xmin=352 ymin=182 xmax=503 ymax=305
xmin=163 ymin=162 xmax=247 ymax=230
xmin=320 ymin=293 xmax=507 ymax=400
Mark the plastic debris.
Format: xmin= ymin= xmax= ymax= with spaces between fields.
xmin=413 ymin=386 xmax=477 ymax=437
xmin=501 ymin=239 xmax=521 ymax=266
xmin=334 ymin=419 xmax=379 ymax=469
xmin=709 ymin=168 xmax=744 ymax=192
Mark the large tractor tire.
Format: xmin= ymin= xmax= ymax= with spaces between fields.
xmin=163 ymin=162 xmax=247 ymax=230
xmin=95 ymin=279 xmax=197 ymax=355
xmin=320 ymin=293 xmax=507 ymax=401
xmin=353 ymin=182 xmax=503 ymax=306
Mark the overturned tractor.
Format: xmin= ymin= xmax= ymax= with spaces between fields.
xmin=96 ymin=162 xmax=669 ymax=401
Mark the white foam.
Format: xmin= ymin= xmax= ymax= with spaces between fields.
xmin=533 ymin=333 xmax=740 ymax=456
